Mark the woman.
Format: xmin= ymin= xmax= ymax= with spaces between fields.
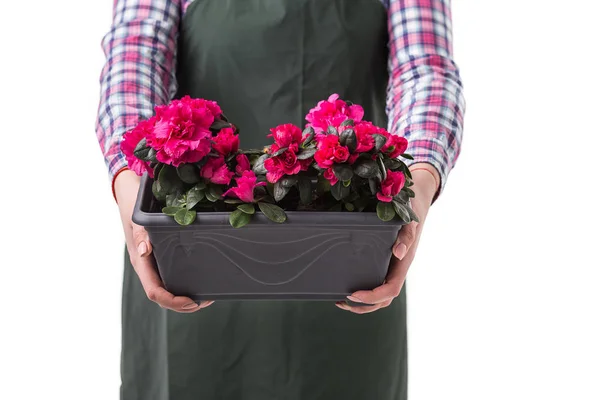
xmin=96 ymin=0 xmax=465 ymax=399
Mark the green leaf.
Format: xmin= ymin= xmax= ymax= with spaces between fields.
xmin=258 ymin=202 xmax=287 ymax=223
xmin=297 ymin=148 xmax=316 ymax=160
xmin=274 ymin=181 xmax=291 ymax=202
xmin=376 ymin=201 xmax=395 ymax=222
xmin=241 ymin=148 xmax=265 ymax=156
xmin=237 ymin=203 xmax=256 ymax=214
xmin=205 ymin=191 xmax=219 ymax=202
xmin=229 ymin=209 xmax=252 ymax=228
xmin=193 ymin=181 xmax=206 ymax=191
xmin=210 ymin=119 xmax=231 ymax=132
xmin=177 ymin=164 xmax=200 ymax=184
xmin=166 ymin=192 xmax=185 ymax=207
xmin=392 ymin=200 xmax=411 ymax=223
xmin=339 ymin=129 xmax=357 ymax=153
xmin=186 ymin=186 xmax=205 ymax=210
xmin=224 ymin=198 xmax=243 ymax=204
xmin=405 ymin=204 xmax=420 ymax=223
xmin=340 ymin=119 xmax=354 ymax=127
xmin=152 ymin=180 xmax=167 ymax=202
xmin=403 ymin=187 xmax=415 ymax=198
xmin=280 ymin=176 xmax=298 ymax=188
xmin=373 ymin=134 xmax=387 ymax=152
xmin=146 ymin=148 xmax=158 ymax=163
xmin=209 ymin=185 xmax=224 ymax=199
xmin=161 ymin=206 xmax=182 ymax=216
xmin=133 ymin=138 xmax=152 ymax=161
xmin=253 ymin=154 xmax=269 ymax=175
xmin=368 ymin=178 xmax=378 ymax=195
xmin=158 ymin=165 xmax=183 ymax=193
xmin=327 ymin=126 xmax=338 ymax=136
xmin=332 ymin=164 xmax=353 ymax=181
xmin=343 ymin=179 xmax=352 ymax=187
xmin=344 ymin=202 xmax=355 ymax=212
xmin=316 ymin=176 xmax=330 ymax=195
xmin=331 ymin=181 xmax=350 ymax=201
xmin=395 ymin=191 xmax=410 ymax=203
xmin=377 ymin=156 xmax=387 ymax=181
xmin=272 ymin=147 xmax=288 ymax=157
xmin=353 ymin=159 xmax=378 ymax=178
xmin=302 ymin=127 xmax=315 ymax=146
xmin=298 ymin=177 xmax=312 ymax=205
xmin=174 ymin=209 xmax=196 ymax=226
xmin=401 ymin=153 xmax=414 ymax=160
xmin=383 ymin=158 xmax=403 ymax=171
xmin=153 ymin=163 xmax=164 ymax=179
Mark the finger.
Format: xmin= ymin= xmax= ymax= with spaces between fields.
xmin=132 ymin=224 xmax=152 ymax=257
xmin=392 ymin=221 xmax=418 ymax=260
xmin=347 ymin=257 xmax=408 ymax=304
xmin=199 ymin=301 xmax=215 ymax=309
xmin=335 ymin=301 xmax=383 ymax=314
xmin=133 ymin=254 xmax=200 ymax=312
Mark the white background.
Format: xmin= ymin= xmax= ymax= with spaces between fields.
xmin=1 ymin=1 xmax=599 ymax=399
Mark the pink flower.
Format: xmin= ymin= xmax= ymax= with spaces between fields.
xmin=352 ymin=121 xmax=378 ymax=153
xmin=263 ymin=124 xmax=312 ymax=183
xmin=264 ymin=149 xmax=307 ymax=183
xmin=212 ymin=127 xmax=239 ymax=156
xmin=223 ymin=171 xmax=267 ymax=203
xmin=184 ymin=97 xmax=223 ymax=119
xmin=235 ymin=154 xmax=251 ymax=175
xmin=376 ymin=170 xmax=406 ymax=203
xmin=268 ymin=123 xmax=303 ymax=148
xmin=314 ymin=135 xmax=350 ymax=169
xmin=146 ymin=96 xmax=219 ymax=167
xmin=121 ymin=117 xmax=155 ymax=177
xmin=305 ymin=94 xmax=364 ymax=133
xmin=383 ymin=134 xmax=408 ymax=158
xmin=323 ymin=168 xmax=338 ymax=186
xmin=200 ymin=156 xmax=234 ymax=185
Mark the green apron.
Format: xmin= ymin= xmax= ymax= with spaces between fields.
xmin=121 ymin=1 xmax=407 ymax=399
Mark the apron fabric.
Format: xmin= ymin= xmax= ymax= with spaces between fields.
xmin=121 ymin=1 xmax=407 ymax=399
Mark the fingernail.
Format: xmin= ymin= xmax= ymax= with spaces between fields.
xmin=394 ymin=243 xmax=408 ymax=260
xmin=183 ymin=302 xmax=199 ymax=309
xmin=347 ymin=296 xmax=363 ymax=303
xmin=137 ymin=242 xmax=148 ymax=256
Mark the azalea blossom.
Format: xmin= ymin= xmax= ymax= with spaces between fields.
xmin=200 ymin=156 xmax=234 ymax=185
xmin=235 ymin=154 xmax=251 ymax=176
xmin=223 ymin=171 xmax=266 ymax=203
xmin=305 ymin=93 xmax=364 ymax=133
xmin=376 ymin=170 xmax=406 ymax=203
xmin=314 ymin=135 xmax=350 ymax=169
xmin=212 ymin=127 xmax=239 ymax=156
xmin=121 ymin=117 xmax=156 ymax=177
xmin=145 ymin=96 xmax=218 ymax=167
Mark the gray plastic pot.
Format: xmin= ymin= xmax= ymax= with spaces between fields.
xmin=132 ymin=174 xmax=405 ymax=302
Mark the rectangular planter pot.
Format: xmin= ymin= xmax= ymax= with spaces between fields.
xmin=132 ymin=174 xmax=405 ymax=302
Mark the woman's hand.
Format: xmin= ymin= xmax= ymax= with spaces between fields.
xmin=336 ymin=164 xmax=440 ymax=314
xmin=114 ymin=170 xmax=214 ymax=313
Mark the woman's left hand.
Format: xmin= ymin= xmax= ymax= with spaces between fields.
xmin=336 ymin=165 xmax=440 ymax=314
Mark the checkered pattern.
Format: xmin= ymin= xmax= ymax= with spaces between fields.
xmin=96 ymin=0 xmax=464 ymax=202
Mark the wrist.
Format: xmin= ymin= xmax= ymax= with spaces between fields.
xmin=113 ymin=169 xmax=140 ymax=205
xmin=409 ymin=163 xmax=440 ymax=205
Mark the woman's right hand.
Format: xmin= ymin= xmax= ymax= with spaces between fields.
xmin=114 ymin=169 xmax=214 ymax=313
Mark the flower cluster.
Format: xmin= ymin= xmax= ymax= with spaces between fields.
xmin=122 ymin=94 xmax=417 ymax=227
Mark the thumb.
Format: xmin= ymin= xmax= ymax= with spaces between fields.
xmin=132 ymin=224 xmax=153 ymax=257
xmin=392 ymin=221 xmax=418 ymax=260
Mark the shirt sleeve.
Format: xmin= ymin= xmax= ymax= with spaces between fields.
xmin=95 ymin=0 xmax=182 ymax=183
xmin=386 ymin=0 xmax=466 ymax=203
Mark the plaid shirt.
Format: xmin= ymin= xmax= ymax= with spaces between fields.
xmin=97 ymin=0 xmax=465 ymax=202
